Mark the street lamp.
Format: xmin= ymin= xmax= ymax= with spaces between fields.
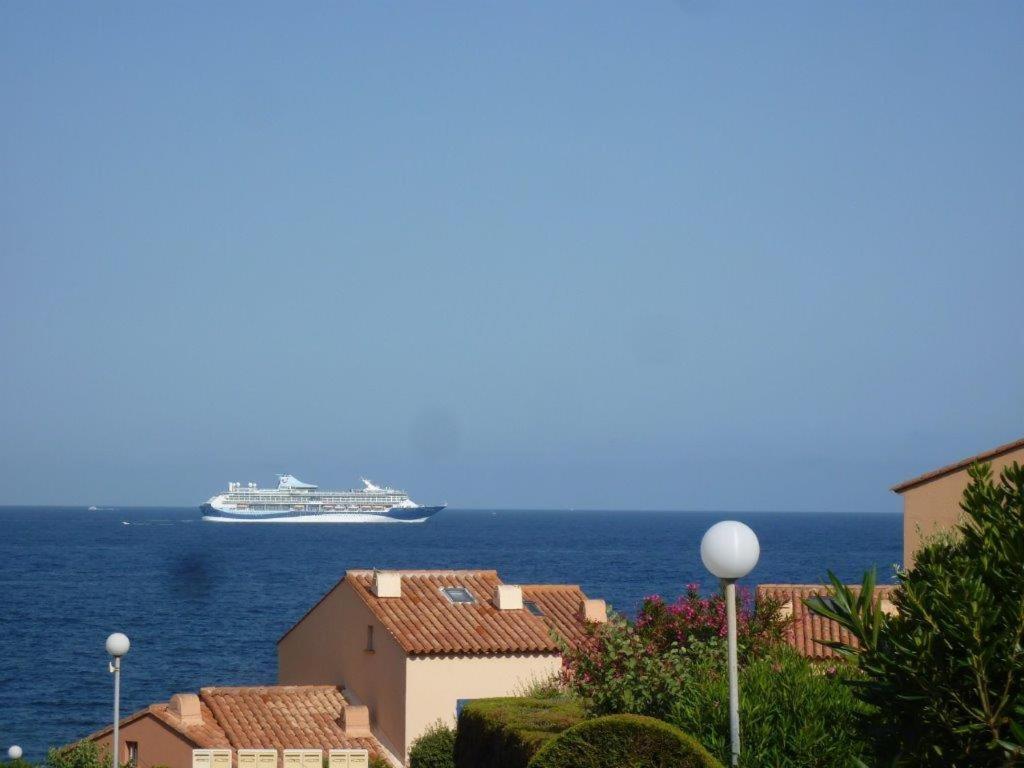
xmin=700 ymin=521 xmax=760 ymax=767
xmin=8 ymin=746 xmax=23 ymax=761
xmin=106 ymin=633 xmax=130 ymax=768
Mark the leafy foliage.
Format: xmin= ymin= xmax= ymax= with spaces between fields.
xmin=634 ymin=584 xmax=788 ymax=657
xmin=409 ymin=720 xmax=456 ymax=768
xmin=46 ymin=743 xmax=110 ymax=768
xmin=527 ymin=714 xmax=723 ymax=768
xmin=669 ymin=644 xmax=868 ymax=767
xmin=559 ymin=585 xmax=787 ymax=719
xmin=808 ymin=461 xmax=1024 ymax=766
xmin=561 ymin=586 xmax=866 ymax=766
xmin=454 ymin=697 xmax=584 ymax=768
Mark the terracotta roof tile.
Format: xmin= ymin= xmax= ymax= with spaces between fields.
xmin=521 ymin=585 xmax=591 ymax=648
xmin=757 ymin=584 xmax=896 ymax=661
xmin=201 ymin=686 xmax=380 ymax=755
xmin=891 ymin=436 xmax=1024 ymax=493
xmin=347 ymin=570 xmax=595 ymax=655
xmin=87 ymin=686 xmax=382 ymax=760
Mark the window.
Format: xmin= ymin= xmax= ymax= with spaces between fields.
xmin=524 ymin=600 xmax=544 ymax=617
xmin=365 ymin=625 xmax=374 ymax=652
xmin=441 ymin=586 xmax=476 ymax=604
xmin=126 ymin=742 xmax=139 ymax=768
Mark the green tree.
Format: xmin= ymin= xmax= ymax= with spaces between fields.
xmin=808 ymin=462 xmax=1024 ymax=766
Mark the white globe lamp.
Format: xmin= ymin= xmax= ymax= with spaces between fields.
xmin=106 ymin=632 xmax=130 ymax=657
xmin=700 ymin=521 xmax=760 ymax=580
xmin=700 ymin=521 xmax=760 ymax=767
xmin=8 ymin=746 xmax=23 ymax=761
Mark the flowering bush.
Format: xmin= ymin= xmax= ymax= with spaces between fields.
xmin=560 ymin=584 xmax=786 ymax=718
xmin=560 ymin=585 xmax=867 ymax=766
xmin=635 ymin=583 xmax=787 ymax=658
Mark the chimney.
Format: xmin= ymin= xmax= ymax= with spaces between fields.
xmin=580 ymin=598 xmax=607 ymax=623
xmin=169 ymin=693 xmax=203 ymax=726
xmin=493 ymin=584 xmax=523 ymax=610
xmin=373 ymin=571 xmax=401 ymax=598
xmin=341 ymin=704 xmax=371 ymax=737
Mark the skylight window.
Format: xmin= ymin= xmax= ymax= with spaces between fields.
xmin=524 ymin=600 xmax=544 ymax=617
xmin=441 ymin=586 xmax=476 ymax=604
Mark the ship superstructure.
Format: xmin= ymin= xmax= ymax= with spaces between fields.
xmin=201 ymin=475 xmax=444 ymax=523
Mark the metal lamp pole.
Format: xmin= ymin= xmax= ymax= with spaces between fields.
xmin=723 ymin=578 xmax=741 ymax=761
xmin=701 ymin=522 xmax=760 ymax=767
xmin=106 ymin=633 xmax=131 ymax=768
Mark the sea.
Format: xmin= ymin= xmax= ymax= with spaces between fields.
xmin=0 ymin=507 xmax=901 ymax=760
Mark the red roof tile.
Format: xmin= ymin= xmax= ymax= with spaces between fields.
xmin=347 ymin=570 xmax=595 ymax=655
xmin=891 ymin=436 xmax=1024 ymax=493
xmin=200 ymin=686 xmax=378 ymax=754
xmin=757 ymin=584 xmax=896 ymax=661
xmin=521 ymin=585 xmax=591 ymax=648
xmin=88 ymin=686 xmax=381 ymax=758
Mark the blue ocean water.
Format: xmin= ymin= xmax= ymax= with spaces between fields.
xmin=0 ymin=507 xmax=901 ymax=760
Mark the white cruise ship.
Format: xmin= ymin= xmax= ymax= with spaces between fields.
xmin=201 ymin=475 xmax=445 ymax=523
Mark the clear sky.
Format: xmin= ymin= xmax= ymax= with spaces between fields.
xmin=1 ymin=3 xmax=1021 ymax=510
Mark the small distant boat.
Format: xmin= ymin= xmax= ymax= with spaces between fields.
xmin=88 ymin=506 xmax=99 ymax=511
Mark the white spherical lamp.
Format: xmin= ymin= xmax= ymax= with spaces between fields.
xmin=8 ymin=746 xmax=23 ymax=761
xmin=700 ymin=520 xmax=760 ymax=580
xmin=105 ymin=632 xmax=131 ymax=657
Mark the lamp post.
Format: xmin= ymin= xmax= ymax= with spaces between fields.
xmin=700 ymin=521 xmax=760 ymax=767
xmin=8 ymin=746 xmax=23 ymax=761
xmin=106 ymin=633 xmax=130 ymax=768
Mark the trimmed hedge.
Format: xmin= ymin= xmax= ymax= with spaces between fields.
xmin=527 ymin=714 xmax=724 ymax=768
xmin=454 ymin=697 xmax=584 ymax=768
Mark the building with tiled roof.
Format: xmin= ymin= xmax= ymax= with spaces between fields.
xmin=892 ymin=436 xmax=1024 ymax=567
xmin=87 ymin=686 xmax=387 ymax=768
xmin=277 ymin=569 xmax=606 ymax=762
xmin=757 ymin=584 xmax=897 ymax=661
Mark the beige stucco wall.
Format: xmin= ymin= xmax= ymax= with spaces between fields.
xmin=92 ymin=715 xmax=197 ymax=768
xmin=403 ymin=654 xmax=561 ymax=759
xmin=901 ymin=446 xmax=1024 ymax=567
xmin=277 ymin=581 xmax=407 ymax=757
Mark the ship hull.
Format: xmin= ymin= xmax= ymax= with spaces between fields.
xmin=200 ymin=503 xmax=444 ymax=524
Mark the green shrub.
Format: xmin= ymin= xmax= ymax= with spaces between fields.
xmin=560 ymin=586 xmax=787 ymax=719
xmin=46 ymin=743 xmax=109 ymax=768
xmin=527 ymin=714 xmax=723 ymax=768
xmin=808 ymin=461 xmax=1024 ymax=766
xmin=409 ymin=721 xmax=456 ymax=768
xmin=3 ymin=759 xmax=38 ymax=768
xmin=454 ymin=697 xmax=584 ymax=768
xmin=668 ymin=644 xmax=868 ymax=767
xmin=368 ymin=757 xmax=390 ymax=768
xmin=559 ymin=582 xmax=866 ymax=766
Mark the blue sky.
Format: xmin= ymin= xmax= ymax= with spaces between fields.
xmin=1 ymin=3 xmax=1021 ymax=509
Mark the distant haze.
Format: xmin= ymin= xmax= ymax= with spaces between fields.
xmin=1 ymin=3 xmax=1021 ymax=510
